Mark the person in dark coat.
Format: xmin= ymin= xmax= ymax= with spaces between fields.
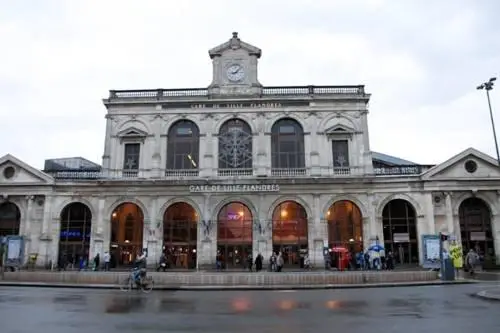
xmin=255 ymin=253 xmax=263 ymax=272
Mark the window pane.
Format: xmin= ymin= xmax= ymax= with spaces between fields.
xmin=271 ymin=119 xmax=305 ymax=169
xmin=167 ymin=121 xmax=200 ymax=170
xmin=218 ymin=119 xmax=252 ymax=169
xmin=123 ymin=143 xmax=140 ymax=170
xmin=332 ymin=140 xmax=349 ymax=167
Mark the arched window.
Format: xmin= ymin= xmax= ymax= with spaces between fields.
xmin=382 ymin=199 xmax=418 ymax=265
xmin=272 ymin=201 xmax=308 ymax=267
xmin=0 ymin=202 xmax=21 ymax=236
xmin=167 ymin=120 xmax=200 ymax=171
xmin=218 ymin=119 xmax=253 ymax=171
xmin=459 ymin=197 xmax=495 ymax=258
xmin=110 ymin=203 xmax=144 ymax=267
xmin=163 ymin=202 xmax=198 ymax=269
xmin=271 ymin=118 xmax=305 ymax=170
xmin=217 ymin=202 xmax=253 ymax=268
xmin=58 ymin=202 xmax=92 ymax=267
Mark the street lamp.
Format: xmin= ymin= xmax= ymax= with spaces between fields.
xmin=477 ymin=77 xmax=500 ymax=165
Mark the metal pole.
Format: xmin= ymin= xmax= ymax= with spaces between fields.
xmin=439 ymin=233 xmax=444 ymax=281
xmin=486 ymin=89 xmax=500 ymax=165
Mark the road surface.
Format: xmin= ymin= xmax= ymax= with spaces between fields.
xmin=0 ymin=283 xmax=498 ymax=333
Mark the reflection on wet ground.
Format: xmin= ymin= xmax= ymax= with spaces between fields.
xmin=0 ymin=284 xmax=499 ymax=333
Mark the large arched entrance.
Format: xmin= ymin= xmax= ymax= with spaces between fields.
xmin=382 ymin=199 xmax=418 ymax=265
xmin=272 ymin=201 xmax=308 ymax=267
xmin=110 ymin=203 xmax=144 ymax=267
xmin=217 ymin=202 xmax=253 ymax=269
xmin=327 ymin=200 xmax=363 ymax=253
xmin=0 ymin=202 xmax=20 ymax=237
xmin=459 ymin=197 xmax=496 ymax=259
xmin=58 ymin=202 xmax=92 ymax=267
xmin=163 ymin=202 xmax=198 ymax=269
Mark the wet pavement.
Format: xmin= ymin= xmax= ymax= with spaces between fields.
xmin=0 ymin=284 xmax=499 ymax=333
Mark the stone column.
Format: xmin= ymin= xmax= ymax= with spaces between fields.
xmin=423 ymin=193 xmax=436 ymax=235
xmin=254 ymin=194 xmax=270 ymax=262
xmin=445 ymin=192 xmax=454 ymax=235
xmin=492 ymin=214 xmax=500 ymax=264
xmin=368 ymin=194 xmax=381 ymax=248
xmin=311 ymin=194 xmax=324 ymax=266
xmin=151 ymin=113 xmax=162 ymax=178
xmin=197 ymin=194 xmax=215 ymax=267
xmin=90 ymin=197 xmax=105 ymax=260
xmin=146 ymin=197 xmax=160 ymax=266
xmin=101 ymin=115 xmax=113 ymax=176
xmin=22 ymin=196 xmax=34 ymax=237
xmin=22 ymin=196 xmax=34 ymax=260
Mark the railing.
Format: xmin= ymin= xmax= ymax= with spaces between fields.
xmin=107 ymin=85 xmax=365 ymax=100
xmin=164 ymin=169 xmax=199 ymax=178
xmin=45 ymin=170 xmax=102 ymax=179
xmin=373 ymin=165 xmax=433 ymax=176
xmin=46 ymin=164 xmax=434 ymax=180
xmin=271 ymin=168 xmax=307 ymax=177
xmin=217 ymin=168 xmax=253 ymax=177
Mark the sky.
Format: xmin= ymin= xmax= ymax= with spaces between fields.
xmin=0 ymin=0 xmax=499 ymax=168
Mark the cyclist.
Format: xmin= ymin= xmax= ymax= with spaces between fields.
xmin=132 ymin=251 xmax=147 ymax=285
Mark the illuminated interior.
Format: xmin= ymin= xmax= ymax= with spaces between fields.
xmin=327 ymin=200 xmax=363 ymax=252
xmin=272 ymin=201 xmax=308 ymax=266
xmin=110 ymin=203 xmax=144 ymax=266
xmin=217 ymin=202 xmax=253 ymax=268
xmin=163 ymin=202 xmax=198 ymax=269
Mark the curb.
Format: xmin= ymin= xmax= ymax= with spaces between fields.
xmin=0 ymin=280 xmax=474 ymax=291
xmin=473 ymin=290 xmax=500 ymax=302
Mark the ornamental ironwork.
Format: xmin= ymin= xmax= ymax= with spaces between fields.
xmin=218 ymin=122 xmax=252 ymax=169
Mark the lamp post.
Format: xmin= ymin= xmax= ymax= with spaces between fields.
xmin=477 ymin=77 xmax=500 ymax=165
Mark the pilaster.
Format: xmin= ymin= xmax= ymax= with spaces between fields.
xmin=197 ymin=194 xmax=215 ymax=267
xmin=90 ymin=197 xmax=106 ymax=259
xmin=445 ymin=192 xmax=454 ymax=234
xmin=310 ymin=194 xmax=323 ymax=266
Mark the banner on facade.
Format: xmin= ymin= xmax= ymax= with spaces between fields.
xmin=422 ymin=234 xmax=440 ymax=269
xmin=189 ymin=184 xmax=280 ymax=193
xmin=2 ymin=235 xmax=24 ymax=268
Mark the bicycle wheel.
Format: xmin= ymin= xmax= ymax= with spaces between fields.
xmin=119 ymin=276 xmax=132 ymax=292
xmin=141 ymin=276 xmax=154 ymax=293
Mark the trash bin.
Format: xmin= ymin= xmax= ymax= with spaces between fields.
xmin=442 ymin=258 xmax=456 ymax=281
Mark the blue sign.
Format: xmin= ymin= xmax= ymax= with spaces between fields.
xmin=60 ymin=230 xmax=90 ymax=238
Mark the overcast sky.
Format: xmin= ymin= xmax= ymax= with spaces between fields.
xmin=1 ymin=0 xmax=499 ymax=168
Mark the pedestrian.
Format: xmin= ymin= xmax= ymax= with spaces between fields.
xmin=103 ymin=251 xmax=111 ymax=271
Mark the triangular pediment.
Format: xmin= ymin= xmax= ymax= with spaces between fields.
xmin=421 ymin=148 xmax=500 ymax=180
xmin=116 ymin=127 xmax=148 ymax=138
xmin=325 ymin=124 xmax=357 ymax=135
xmin=209 ymin=32 xmax=262 ymax=59
xmin=0 ymin=154 xmax=54 ymax=185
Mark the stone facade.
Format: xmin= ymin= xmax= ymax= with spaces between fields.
xmin=1 ymin=32 xmax=500 ymax=268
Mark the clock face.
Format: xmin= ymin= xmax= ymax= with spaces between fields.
xmin=226 ymin=64 xmax=245 ymax=82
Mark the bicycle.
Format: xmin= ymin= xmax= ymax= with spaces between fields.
xmin=119 ymin=268 xmax=154 ymax=293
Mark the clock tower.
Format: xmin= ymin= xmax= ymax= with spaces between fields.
xmin=208 ymin=32 xmax=262 ymax=96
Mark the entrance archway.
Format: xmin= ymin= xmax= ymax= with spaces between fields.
xmin=272 ymin=201 xmax=308 ymax=267
xmin=382 ymin=199 xmax=418 ymax=265
xmin=459 ymin=197 xmax=496 ymax=258
xmin=163 ymin=202 xmax=198 ymax=269
xmin=110 ymin=203 xmax=144 ymax=267
xmin=58 ymin=202 xmax=92 ymax=268
xmin=0 ymin=202 xmax=20 ymax=237
xmin=327 ymin=200 xmax=363 ymax=248
xmin=217 ymin=202 xmax=253 ymax=269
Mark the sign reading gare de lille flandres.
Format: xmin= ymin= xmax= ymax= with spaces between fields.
xmin=188 ymin=184 xmax=280 ymax=193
